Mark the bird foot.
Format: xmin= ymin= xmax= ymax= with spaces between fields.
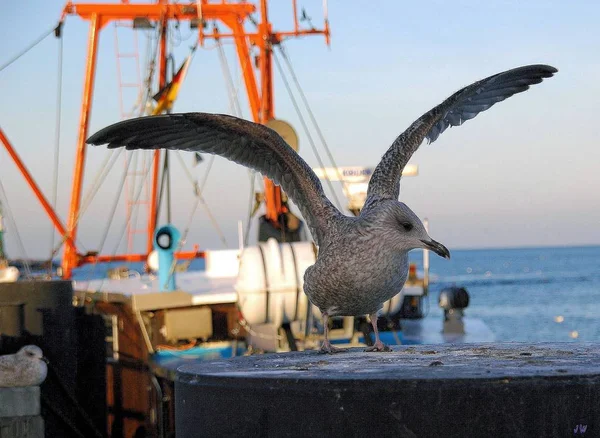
xmin=364 ymin=341 xmax=391 ymax=352
xmin=319 ymin=341 xmax=348 ymax=354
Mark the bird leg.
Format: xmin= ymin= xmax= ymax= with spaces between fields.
xmin=319 ymin=313 xmax=347 ymax=354
xmin=364 ymin=313 xmax=391 ymax=352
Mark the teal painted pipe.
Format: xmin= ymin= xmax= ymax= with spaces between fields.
xmin=154 ymin=224 xmax=181 ymax=291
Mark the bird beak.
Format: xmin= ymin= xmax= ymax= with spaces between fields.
xmin=420 ymin=239 xmax=451 ymax=259
xmin=41 ymin=357 xmax=49 ymax=364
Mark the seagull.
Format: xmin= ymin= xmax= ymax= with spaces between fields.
xmin=88 ymin=64 xmax=557 ymax=353
xmin=0 ymin=345 xmax=48 ymax=387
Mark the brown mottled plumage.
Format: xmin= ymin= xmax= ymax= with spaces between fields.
xmin=88 ymin=64 xmax=557 ymax=353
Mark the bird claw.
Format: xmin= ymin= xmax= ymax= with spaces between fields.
xmin=319 ymin=342 xmax=348 ymax=354
xmin=364 ymin=341 xmax=391 ymax=352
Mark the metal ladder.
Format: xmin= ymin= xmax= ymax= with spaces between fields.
xmin=113 ymin=21 xmax=151 ymax=254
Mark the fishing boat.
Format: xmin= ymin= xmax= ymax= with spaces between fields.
xmin=0 ymin=1 xmax=492 ymax=436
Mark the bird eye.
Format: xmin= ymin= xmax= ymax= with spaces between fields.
xmin=401 ymin=222 xmax=413 ymax=232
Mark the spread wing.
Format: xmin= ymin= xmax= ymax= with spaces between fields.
xmin=364 ymin=64 xmax=557 ymax=209
xmin=86 ymin=113 xmax=343 ymax=246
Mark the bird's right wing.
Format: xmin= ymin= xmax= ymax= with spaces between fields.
xmin=87 ymin=113 xmax=343 ymax=246
xmin=364 ymin=65 xmax=557 ymax=208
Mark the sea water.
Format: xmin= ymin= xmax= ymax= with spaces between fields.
xmin=72 ymin=245 xmax=600 ymax=343
xmin=418 ymin=245 xmax=600 ymax=343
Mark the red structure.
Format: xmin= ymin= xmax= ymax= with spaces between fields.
xmin=0 ymin=1 xmax=330 ymax=278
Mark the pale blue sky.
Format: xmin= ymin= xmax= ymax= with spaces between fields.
xmin=1 ymin=1 xmax=599 ymax=259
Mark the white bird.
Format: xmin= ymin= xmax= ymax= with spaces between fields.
xmin=0 ymin=345 xmax=48 ymax=387
xmin=88 ymin=64 xmax=557 ymax=353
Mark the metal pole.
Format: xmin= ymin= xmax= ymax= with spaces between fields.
xmin=229 ymin=19 xmax=260 ymax=121
xmin=148 ymin=18 xmax=168 ymax=254
xmin=63 ymin=14 xmax=102 ymax=278
xmin=258 ymin=0 xmax=283 ymax=224
xmin=0 ymin=128 xmax=72 ymax=249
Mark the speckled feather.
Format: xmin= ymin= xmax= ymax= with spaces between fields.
xmin=87 ymin=64 xmax=556 ymax=318
xmin=0 ymin=345 xmax=47 ymax=387
xmin=304 ymin=207 xmax=410 ymax=316
xmin=87 ymin=113 xmax=343 ymax=247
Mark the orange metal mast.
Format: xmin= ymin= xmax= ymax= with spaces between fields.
xmin=0 ymin=128 xmax=75 ymax=251
xmin=63 ymin=13 xmax=102 ymax=278
xmin=147 ymin=7 xmax=168 ymax=254
xmin=3 ymin=1 xmax=329 ymax=278
xmin=257 ymin=0 xmax=281 ymax=224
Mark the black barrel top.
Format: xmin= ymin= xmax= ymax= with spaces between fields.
xmin=178 ymin=343 xmax=599 ymax=381
xmin=176 ymin=343 xmax=600 ymax=438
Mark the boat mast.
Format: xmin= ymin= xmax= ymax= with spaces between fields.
xmin=229 ymin=0 xmax=330 ymax=225
xmin=257 ymin=0 xmax=280 ymax=224
xmin=62 ymin=11 xmax=101 ymax=279
xmin=148 ymin=3 xmax=169 ymax=255
xmin=1 ymin=1 xmax=329 ymax=279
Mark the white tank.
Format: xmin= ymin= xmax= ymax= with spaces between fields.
xmin=236 ymin=238 xmax=319 ymax=327
xmin=380 ymin=291 xmax=404 ymax=316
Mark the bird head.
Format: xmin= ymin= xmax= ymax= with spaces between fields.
xmin=19 ymin=345 xmax=48 ymax=364
xmin=379 ymin=202 xmax=450 ymax=259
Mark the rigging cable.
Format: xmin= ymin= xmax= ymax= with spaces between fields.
xmin=108 ymin=156 xmax=153 ymax=258
xmin=169 ymin=17 xmax=195 ymax=47
xmin=217 ymin=33 xmax=255 ymax=245
xmin=91 ymin=158 xmax=153 ymax=290
xmin=154 ymin=23 xmax=170 ymax=227
xmin=138 ymin=26 xmax=160 ymax=117
xmin=124 ymin=28 xmax=160 ymax=251
xmin=86 ymin=151 xmax=133 ymax=280
xmin=47 ymin=150 xmax=123 ymax=261
xmin=49 ymin=25 xmax=64 ymax=274
xmin=215 ymin=29 xmax=243 ymax=117
xmin=0 ymin=22 xmax=61 ymax=73
xmin=138 ymin=29 xmax=157 ymax=116
xmin=173 ymin=151 xmax=228 ymax=247
xmin=79 ymin=150 xmax=123 ymax=221
xmin=272 ymin=50 xmax=343 ymax=211
xmin=125 ymin=150 xmax=140 ymax=252
xmin=156 ymin=41 xmax=199 ymax=227
xmin=97 ymin=152 xmax=134 ymax=251
xmin=156 ymin=150 xmax=170 ymax=224
xmin=214 ymin=29 xmax=257 ymax=245
xmin=277 ymin=44 xmax=350 ymax=196
xmin=164 ymin=152 xmax=225 ymax=287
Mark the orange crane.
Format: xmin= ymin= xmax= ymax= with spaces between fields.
xmin=0 ymin=1 xmax=330 ymax=278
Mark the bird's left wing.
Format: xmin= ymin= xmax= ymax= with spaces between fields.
xmin=364 ymin=64 xmax=557 ymax=208
xmin=87 ymin=113 xmax=343 ymax=246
